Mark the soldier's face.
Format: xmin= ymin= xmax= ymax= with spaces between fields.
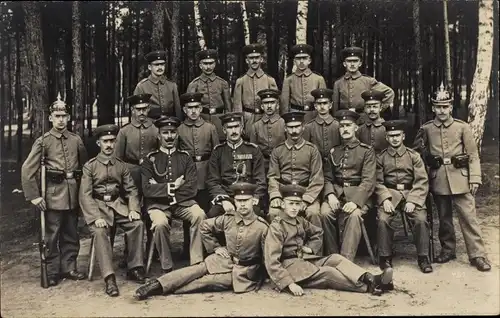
xmin=294 ymin=55 xmax=311 ymax=71
xmin=386 ymin=131 xmax=405 ymax=148
xmin=246 ymin=54 xmax=263 ymax=70
xmin=148 ymin=61 xmax=166 ymax=77
xmin=339 ymin=120 xmax=357 ymax=140
xmin=285 ymin=122 xmax=304 ymax=141
xmin=314 ymin=98 xmax=332 ymax=115
xmin=97 ymin=135 xmax=116 ymax=156
xmin=283 ymin=197 xmax=302 ymax=218
xmin=234 ymin=195 xmax=257 ymax=217
xmin=261 ymin=98 xmax=279 ymax=115
xmin=343 ymin=57 xmax=362 ymax=73
xmin=49 ymin=111 xmax=69 ymax=130
xmin=183 ymin=103 xmax=202 ymax=121
xmin=365 ymin=101 xmax=381 ymax=120
xmin=432 ymin=103 xmax=453 ymax=122
xmin=199 ymin=59 xmax=216 ymax=75
xmin=160 ymin=129 xmax=178 ymax=148
xmin=224 ymin=122 xmax=243 ymax=142
xmin=132 ymin=105 xmax=150 ymax=122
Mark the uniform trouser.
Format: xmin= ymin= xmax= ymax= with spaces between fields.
xmin=89 ymin=213 xmax=145 ymax=279
xmin=148 ymin=205 xmax=206 ymax=270
xmin=377 ymin=204 xmax=429 ymax=257
xmin=200 ymin=113 xmax=225 ymax=143
xmin=299 ymin=254 xmax=367 ymax=293
xmin=268 ymin=199 xmax=322 ymax=234
xmin=45 ymin=209 xmax=81 ymax=277
xmin=320 ymin=202 xmax=340 ymax=255
xmin=433 ymin=193 xmax=486 ymax=259
xmin=338 ymin=207 xmax=369 ymax=261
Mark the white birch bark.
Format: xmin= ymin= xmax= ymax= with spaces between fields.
xmin=240 ymin=1 xmax=250 ymax=45
xmin=193 ymin=1 xmax=206 ymax=50
xmin=295 ymin=1 xmax=308 ymax=44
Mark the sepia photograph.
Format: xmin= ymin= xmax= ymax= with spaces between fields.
xmin=0 ymin=0 xmax=498 ymax=316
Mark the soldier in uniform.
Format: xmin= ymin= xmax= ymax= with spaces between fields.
xmin=332 ymin=46 xmax=394 ymax=122
xmin=413 ymin=85 xmax=491 ymax=271
xmin=79 ymin=124 xmax=146 ymax=297
xmin=133 ymin=182 xmax=269 ymax=300
xmin=21 ymin=95 xmax=88 ymax=287
xmin=134 ymin=50 xmax=181 ymax=120
xmin=141 ymin=116 xmax=206 ymax=273
xmin=264 ymin=184 xmax=394 ymax=297
xmin=323 ymin=110 xmax=376 ymax=261
xmin=267 ymin=112 xmax=325 ymax=233
xmin=357 ymin=90 xmax=388 ymax=154
xmin=206 ymin=112 xmax=267 ymax=218
xmin=375 ymin=120 xmax=433 ymax=273
xmin=281 ymin=44 xmax=327 ymax=122
xmin=233 ymin=43 xmax=278 ymax=136
xmin=302 ymin=88 xmax=341 ymax=254
xmin=187 ymin=49 xmax=232 ymax=142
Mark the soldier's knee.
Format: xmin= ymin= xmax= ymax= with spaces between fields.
xmin=349 ymin=209 xmax=364 ymax=219
xmin=412 ymin=209 xmax=428 ymax=225
xmin=92 ymin=227 xmax=108 ymax=237
xmin=190 ymin=205 xmax=206 ymax=224
xmin=377 ymin=211 xmax=391 ymax=225
xmin=320 ymin=202 xmax=335 ymax=218
xmin=131 ymin=220 xmax=145 ymax=231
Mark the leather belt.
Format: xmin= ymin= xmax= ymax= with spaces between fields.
xmin=385 ymin=183 xmax=412 ymax=190
xmin=278 ymin=178 xmax=309 ymax=187
xmin=290 ymin=103 xmax=314 ymax=111
xmin=93 ymin=193 xmax=119 ymax=202
xmin=124 ymin=158 xmax=140 ymax=165
xmin=231 ymin=256 xmax=261 ymax=266
xmin=192 ymin=154 xmax=211 ymax=162
xmin=335 ymin=180 xmax=361 ymax=187
xmin=442 ymin=158 xmax=452 ymax=165
xmin=243 ymin=106 xmax=262 ymax=114
xmin=202 ymin=106 xmax=224 ymax=115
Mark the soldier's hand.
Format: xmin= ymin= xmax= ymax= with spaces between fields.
xmin=31 ymin=197 xmax=46 ymax=211
xmin=383 ymin=200 xmax=395 ymax=214
xmin=342 ymin=202 xmax=358 ymax=214
xmin=174 ymin=175 xmax=185 ymax=189
xmin=270 ymin=198 xmax=284 ymax=208
xmin=404 ymin=202 xmax=416 ymax=214
xmin=327 ymin=194 xmax=340 ymax=211
xmin=148 ymin=178 xmax=158 ymax=185
xmin=301 ymin=246 xmax=313 ymax=254
xmin=128 ymin=211 xmax=141 ymax=221
xmin=470 ymin=183 xmax=479 ymax=196
xmin=94 ymin=219 xmax=107 ymax=228
xmin=221 ymin=200 xmax=236 ymax=213
xmin=214 ymin=247 xmax=230 ymax=258
xmin=288 ymin=283 xmax=304 ymax=296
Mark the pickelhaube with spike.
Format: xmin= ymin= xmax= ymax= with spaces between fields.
xmin=49 ymin=93 xmax=68 ymax=114
xmin=431 ymin=83 xmax=453 ymax=105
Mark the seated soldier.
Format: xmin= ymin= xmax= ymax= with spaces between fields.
xmin=79 ymin=124 xmax=146 ymax=297
xmin=264 ymin=184 xmax=394 ymax=296
xmin=134 ymin=182 xmax=269 ymax=300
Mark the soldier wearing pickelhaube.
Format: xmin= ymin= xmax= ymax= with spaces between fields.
xmin=21 ymin=94 xmax=88 ymax=287
xmin=413 ymin=84 xmax=491 ymax=272
xmin=187 ymin=49 xmax=232 ymax=142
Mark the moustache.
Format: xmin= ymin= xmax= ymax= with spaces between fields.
xmin=165 ymin=139 xmax=175 ymax=142
xmin=231 ymin=133 xmax=239 ymax=137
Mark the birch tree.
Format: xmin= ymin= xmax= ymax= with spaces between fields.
xmin=241 ymin=1 xmax=250 ymax=45
xmin=193 ymin=1 xmax=206 ymax=50
xmin=443 ymin=0 xmax=452 ymax=88
xmin=468 ymin=0 xmax=494 ymax=147
xmin=292 ymin=1 xmax=308 ymax=73
xmin=72 ymin=0 xmax=84 ymax=136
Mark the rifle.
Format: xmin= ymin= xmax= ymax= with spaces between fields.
xmin=39 ymin=109 xmax=49 ymax=288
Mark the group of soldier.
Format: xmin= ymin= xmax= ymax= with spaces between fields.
xmin=20 ymin=42 xmax=491 ymax=301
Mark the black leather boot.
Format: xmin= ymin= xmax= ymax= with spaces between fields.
xmin=134 ymin=279 xmax=163 ymax=300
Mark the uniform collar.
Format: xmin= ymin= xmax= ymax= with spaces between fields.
xmin=342 ymin=138 xmax=360 ymax=149
xmin=131 ymin=117 xmax=153 ymax=128
xmin=184 ymin=117 xmax=205 ymax=127
xmin=160 ymin=146 xmax=176 ymax=155
xmin=49 ymin=128 xmax=69 ymax=139
xmin=285 ymin=138 xmax=305 ymax=150
xmin=200 ymin=73 xmax=217 ymax=82
xmin=148 ymin=74 xmax=166 ymax=85
xmin=279 ymin=211 xmax=298 ymax=225
xmin=262 ymin=113 xmax=280 ymax=124
xmin=246 ymin=68 xmax=265 ymax=78
xmin=344 ymin=71 xmax=362 ymax=80
xmin=314 ymin=114 xmax=334 ymax=125
xmin=294 ymin=68 xmax=312 ymax=77
xmin=364 ymin=117 xmax=384 ymax=127
xmin=387 ymin=145 xmax=407 ymax=157
xmin=96 ymin=153 xmax=116 ymax=165
xmin=227 ymin=139 xmax=243 ymax=149
xmin=433 ymin=117 xmax=454 ymax=128
xmin=234 ymin=212 xmax=258 ymax=226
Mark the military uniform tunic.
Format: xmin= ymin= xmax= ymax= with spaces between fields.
xmin=356 ymin=117 xmax=388 ymax=154
xmin=303 ymin=115 xmax=341 ymax=161
xmin=134 ymin=75 xmax=182 ymax=119
xmin=249 ymin=114 xmax=286 ymax=171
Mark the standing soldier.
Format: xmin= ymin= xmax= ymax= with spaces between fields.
xmin=267 ymin=112 xmax=325 ymax=232
xmin=281 ymin=44 xmax=327 ymax=122
xmin=141 ymin=116 xmax=206 ymax=273
xmin=332 ymin=46 xmax=394 ymax=122
xmin=233 ymin=43 xmax=278 ymax=136
xmin=21 ymin=95 xmax=88 ymax=286
xmin=375 ymin=120 xmax=432 ymax=274
xmin=134 ymin=50 xmax=181 ymax=120
xmin=413 ymin=85 xmax=491 ymax=272
xmin=356 ymin=90 xmax=388 ymax=154
xmin=323 ymin=110 xmax=376 ymax=261
xmin=79 ymin=124 xmax=146 ymax=297
xmin=187 ymin=49 xmax=232 ymax=142
xmin=303 ymin=88 xmax=341 ymax=254
xmin=206 ymin=112 xmax=266 ymax=218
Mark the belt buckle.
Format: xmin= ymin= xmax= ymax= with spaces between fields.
xmin=396 ymin=184 xmax=405 ymax=190
xmin=304 ymin=105 xmax=310 ymax=111
xmin=195 ymin=156 xmax=202 ymax=162
xmin=66 ymin=172 xmax=74 ymax=179
xmin=232 ymin=256 xmax=240 ymax=265
xmin=254 ymin=108 xmax=261 ymax=114
xmin=344 ymin=182 xmax=351 ymax=187
xmin=209 ymin=108 xmax=216 ymax=114
xmin=103 ymin=195 xmax=112 ymax=202
xmin=291 ymin=181 xmax=298 ymax=185
xmin=443 ymin=158 xmax=451 ymax=165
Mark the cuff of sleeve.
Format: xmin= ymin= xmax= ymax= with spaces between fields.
xmin=302 ymin=195 xmax=315 ymax=205
xmin=377 ymin=192 xmax=392 ymax=205
xmin=351 ymin=196 xmax=367 ymax=209
xmin=272 ymin=275 xmax=295 ymax=291
xmin=469 ymin=175 xmax=482 ymax=184
xmin=407 ymin=195 xmax=426 ymax=208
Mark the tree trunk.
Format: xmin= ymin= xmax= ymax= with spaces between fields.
xmin=296 ymin=0 xmax=308 ymax=44
xmin=72 ymin=0 xmax=84 ymax=136
xmin=413 ymin=0 xmax=426 ymax=127
xmin=241 ymin=1 xmax=250 ymax=45
xmin=171 ymin=1 xmax=180 ymax=82
xmin=193 ymin=1 xmax=206 ymax=50
xmin=468 ymin=0 xmax=494 ymax=147
xmin=23 ymin=1 xmax=49 ymax=139
xmin=96 ymin=4 xmax=114 ymax=125
xmin=7 ymin=35 xmax=13 ymax=150
xmin=443 ymin=0 xmax=452 ymax=90
xmin=151 ymin=1 xmax=164 ymax=50
xmin=0 ymin=34 xmax=5 ymax=150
